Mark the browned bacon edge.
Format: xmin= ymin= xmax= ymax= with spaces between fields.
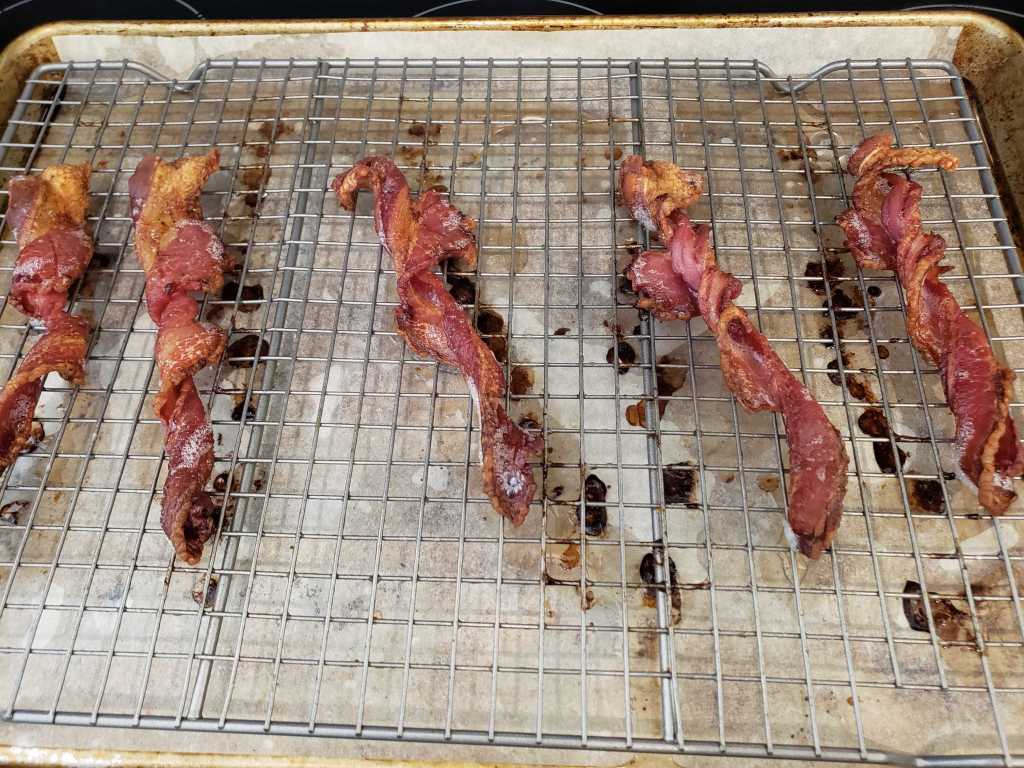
xmin=0 ymin=165 xmax=93 ymax=469
xmin=332 ymin=157 xmax=543 ymax=525
xmin=837 ymin=133 xmax=1023 ymax=514
xmin=620 ymin=155 xmax=849 ymax=559
xmin=129 ymin=150 xmax=228 ymax=564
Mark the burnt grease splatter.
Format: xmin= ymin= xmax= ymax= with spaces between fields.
xmin=475 ymin=309 xmax=507 ymax=363
xmin=579 ymin=473 xmax=608 ymax=536
xmin=254 ymin=120 xmax=293 ymax=158
xmin=663 ymin=462 xmax=697 ymax=506
xmin=626 ymin=354 xmax=687 ymax=428
xmin=807 ymin=255 xmax=879 ymax=403
xmin=446 ymin=273 xmax=476 ymax=305
xmin=231 ymin=396 xmax=257 ymax=422
xmin=408 ymin=122 xmax=441 ymax=141
xmin=639 ymin=547 xmax=683 ymax=620
xmin=226 ymin=335 xmax=270 ymax=368
xmin=909 ymin=479 xmax=945 ymax=514
xmin=901 ymin=580 xmax=974 ymax=643
xmin=509 ymin=366 xmax=534 ymax=396
xmin=857 ymin=408 xmax=909 ymax=474
xmin=221 ymin=281 xmax=264 ymax=311
xmin=606 ymin=341 xmax=637 ymax=374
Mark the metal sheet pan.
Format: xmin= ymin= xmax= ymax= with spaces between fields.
xmin=0 ymin=14 xmax=1023 ymax=768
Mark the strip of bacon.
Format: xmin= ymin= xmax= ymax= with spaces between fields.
xmin=0 ymin=165 xmax=92 ymax=468
xmin=837 ymin=133 xmax=1023 ymax=514
xmin=129 ymin=150 xmax=228 ymax=564
xmin=620 ymin=155 xmax=849 ymax=558
xmin=333 ymin=157 xmax=543 ymax=524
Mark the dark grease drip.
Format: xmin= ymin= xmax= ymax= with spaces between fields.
xmin=226 ymin=335 xmax=269 ymax=367
xmin=663 ymin=462 xmax=696 ymax=506
xmin=901 ymin=580 xmax=973 ymax=641
xmin=231 ymin=398 xmax=257 ymax=422
xmin=909 ymin=479 xmax=944 ymax=514
xmin=409 ymin=122 xmax=441 ymax=140
xmin=857 ymin=408 xmax=908 ymax=473
xmin=446 ymin=273 xmax=476 ymax=305
xmin=639 ymin=549 xmax=682 ymax=614
xmin=475 ymin=310 xmax=504 ymax=335
xmin=803 ymin=256 xmax=845 ymax=296
xmin=475 ymin=308 xmax=505 ymax=364
xmin=553 ymin=327 xmax=570 ymax=336
xmin=509 ymin=366 xmax=533 ymax=396
xmin=580 ymin=474 xmax=608 ymax=536
xmin=221 ymin=281 xmax=264 ymax=310
xmin=606 ymin=341 xmax=637 ymax=375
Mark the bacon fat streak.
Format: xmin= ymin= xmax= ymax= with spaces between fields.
xmin=333 ymin=157 xmax=542 ymax=524
xmin=0 ymin=165 xmax=93 ymax=468
xmin=620 ymin=155 xmax=849 ymax=558
xmin=129 ymin=150 xmax=228 ymax=564
xmin=837 ymin=133 xmax=1023 ymax=513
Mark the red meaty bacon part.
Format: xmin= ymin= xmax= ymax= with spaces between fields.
xmin=333 ymin=157 xmax=542 ymax=524
xmin=0 ymin=165 xmax=92 ymax=468
xmin=129 ymin=150 xmax=228 ymax=564
xmin=620 ymin=155 xmax=849 ymax=559
xmin=837 ymin=133 xmax=1023 ymax=514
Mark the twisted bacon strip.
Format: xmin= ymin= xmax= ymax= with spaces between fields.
xmin=621 ymin=156 xmax=849 ymax=558
xmin=837 ymin=134 xmax=1024 ymax=513
xmin=333 ymin=157 xmax=543 ymax=524
xmin=0 ymin=165 xmax=92 ymax=468
xmin=129 ymin=150 xmax=228 ymax=563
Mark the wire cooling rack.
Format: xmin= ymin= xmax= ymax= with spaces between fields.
xmin=0 ymin=57 xmax=1021 ymax=766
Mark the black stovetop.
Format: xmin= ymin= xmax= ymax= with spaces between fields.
xmin=0 ymin=1 xmax=1020 ymax=50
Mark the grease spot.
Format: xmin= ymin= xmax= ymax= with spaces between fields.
xmin=509 ymin=366 xmax=533 ymax=396
xmin=560 ymin=543 xmax=580 ymax=570
xmin=663 ymin=463 xmax=696 ymax=506
xmin=221 ymin=281 xmax=264 ymax=311
xmin=581 ymin=474 xmax=608 ymax=536
xmin=902 ymin=580 xmax=974 ymax=642
xmin=909 ymin=479 xmax=944 ymax=514
xmin=409 ymin=122 xmax=441 ymax=141
xmin=446 ymin=273 xmax=476 ymax=305
xmin=226 ymin=334 xmax=269 ymax=368
xmin=606 ymin=341 xmax=637 ymax=375
xmin=858 ymin=408 xmax=909 ymax=474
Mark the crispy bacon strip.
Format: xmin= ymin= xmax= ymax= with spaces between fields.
xmin=620 ymin=156 xmax=849 ymax=558
xmin=129 ymin=150 xmax=228 ymax=564
xmin=837 ymin=134 xmax=1023 ymax=513
xmin=333 ymin=157 xmax=542 ymax=524
xmin=0 ymin=165 xmax=92 ymax=468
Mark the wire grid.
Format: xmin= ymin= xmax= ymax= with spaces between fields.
xmin=0 ymin=57 xmax=1021 ymax=765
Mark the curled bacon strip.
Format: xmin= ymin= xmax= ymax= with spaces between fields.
xmin=0 ymin=165 xmax=92 ymax=468
xmin=837 ymin=134 xmax=1024 ymax=513
xmin=621 ymin=156 xmax=849 ymax=558
xmin=333 ymin=157 xmax=543 ymax=524
xmin=129 ymin=150 xmax=228 ymax=564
